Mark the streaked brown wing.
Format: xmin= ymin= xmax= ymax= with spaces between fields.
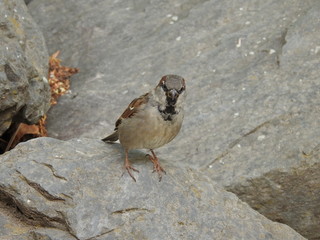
xmin=114 ymin=93 xmax=149 ymax=130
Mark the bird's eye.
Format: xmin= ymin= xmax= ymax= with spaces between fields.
xmin=177 ymin=86 xmax=185 ymax=94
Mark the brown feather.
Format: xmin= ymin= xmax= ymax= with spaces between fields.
xmin=102 ymin=131 xmax=118 ymax=142
xmin=115 ymin=93 xmax=149 ymax=130
xmin=102 ymin=93 xmax=149 ymax=142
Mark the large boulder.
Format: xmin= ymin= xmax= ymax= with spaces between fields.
xmin=206 ymin=5 xmax=320 ymax=240
xmin=0 ymin=203 xmax=72 ymax=240
xmin=0 ymin=0 xmax=50 ymax=136
xmin=0 ymin=137 xmax=306 ymax=240
xmin=27 ymin=0 xmax=319 ymax=238
xmin=207 ymin=108 xmax=320 ymax=239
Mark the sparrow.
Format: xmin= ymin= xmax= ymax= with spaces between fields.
xmin=102 ymin=74 xmax=186 ymax=181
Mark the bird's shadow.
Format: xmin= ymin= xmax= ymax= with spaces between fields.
xmin=102 ymin=141 xmax=171 ymax=182
xmin=103 ymin=141 xmax=150 ymax=165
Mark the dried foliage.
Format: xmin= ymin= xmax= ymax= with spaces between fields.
xmin=0 ymin=51 xmax=78 ymax=153
xmin=5 ymin=123 xmax=42 ymax=152
xmin=49 ymin=51 xmax=79 ymax=105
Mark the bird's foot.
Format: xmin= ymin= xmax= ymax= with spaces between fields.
xmin=123 ymin=164 xmax=139 ymax=182
xmin=147 ymin=153 xmax=166 ymax=182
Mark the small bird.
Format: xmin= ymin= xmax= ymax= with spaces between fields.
xmin=102 ymin=75 xmax=186 ymax=181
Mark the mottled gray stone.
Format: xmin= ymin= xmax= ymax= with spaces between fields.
xmin=206 ymin=5 xmax=320 ymax=240
xmin=0 ymin=0 xmax=50 ymax=136
xmin=27 ymin=0 xmax=318 ymax=166
xmin=0 ymin=198 xmax=75 ymax=240
xmin=207 ymin=109 xmax=320 ymax=239
xmin=0 ymin=138 xmax=305 ymax=240
xmin=24 ymin=0 xmax=33 ymax=5
xmin=27 ymin=0 xmax=320 ymax=239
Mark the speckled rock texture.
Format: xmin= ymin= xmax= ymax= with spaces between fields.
xmin=0 ymin=137 xmax=306 ymax=240
xmin=204 ymin=5 xmax=320 ymax=239
xmin=0 ymin=0 xmax=318 ymax=239
xmin=27 ymin=0 xmax=320 ymax=238
xmin=0 ymin=0 xmax=50 ymax=136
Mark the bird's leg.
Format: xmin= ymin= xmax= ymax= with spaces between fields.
xmin=123 ymin=150 xmax=139 ymax=182
xmin=147 ymin=150 xmax=166 ymax=181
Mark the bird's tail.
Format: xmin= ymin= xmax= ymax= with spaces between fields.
xmin=102 ymin=132 xmax=119 ymax=142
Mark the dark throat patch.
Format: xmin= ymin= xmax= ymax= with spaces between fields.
xmin=158 ymin=104 xmax=177 ymax=121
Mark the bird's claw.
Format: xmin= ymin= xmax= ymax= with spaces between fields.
xmin=123 ymin=164 xmax=139 ymax=182
xmin=147 ymin=153 xmax=166 ymax=182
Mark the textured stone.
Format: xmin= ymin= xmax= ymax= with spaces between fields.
xmin=0 ymin=196 xmax=75 ymax=240
xmin=0 ymin=0 xmax=50 ymax=136
xmin=27 ymin=0 xmax=317 ymax=165
xmin=206 ymin=5 xmax=320 ymax=240
xmin=207 ymin=109 xmax=320 ymax=239
xmin=0 ymin=137 xmax=305 ymax=240
xmin=24 ymin=0 xmax=33 ymax=5
xmin=27 ymin=0 xmax=320 ymax=239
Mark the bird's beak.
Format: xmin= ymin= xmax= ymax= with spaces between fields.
xmin=167 ymin=89 xmax=178 ymax=100
xmin=166 ymin=89 xmax=179 ymax=106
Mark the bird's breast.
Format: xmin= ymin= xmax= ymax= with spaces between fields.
xmin=118 ymin=106 xmax=184 ymax=150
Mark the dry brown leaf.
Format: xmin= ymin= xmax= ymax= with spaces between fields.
xmin=5 ymin=123 xmax=41 ymax=151
xmin=49 ymin=50 xmax=79 ymax=105
xmin=38 ymin=115 xmax=48 ymax=137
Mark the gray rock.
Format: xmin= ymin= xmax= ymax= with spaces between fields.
xmin=0 ymin=194 xmax=75 ymax=240
xmin=27 ymin=0 xmax=320 ymax=239
xmin=27 ymin=0 xmax=318 ymax=165
xmin=24 ymin=0 xmax=33 ymax=5
xmin=0 ymin=0 xmax=50 ymax=136
xmin=0 ymin=137 xmax=305 ymax=240
xmin=207 ymin=109 xmax=320 ymax=239
xmin=206 ymin=6 xmax=320 ymax=240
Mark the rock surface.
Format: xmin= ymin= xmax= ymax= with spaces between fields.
xmin=27 ymin=0 xmax=318 ymax=164
xmin=27 ymin=0 xmax=320 ymax=238
xmin=205 ymin=5 xmax=320 ymax=240
xmin=0 ymin=0 xmax=50 ymax=137
xmin=0 ymin=202 xmax=74 ymax=240
xmin=0 ymin=137 xmax=306 ymax=240
xmin=207 ymin=109 xmax=320 ymax=239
